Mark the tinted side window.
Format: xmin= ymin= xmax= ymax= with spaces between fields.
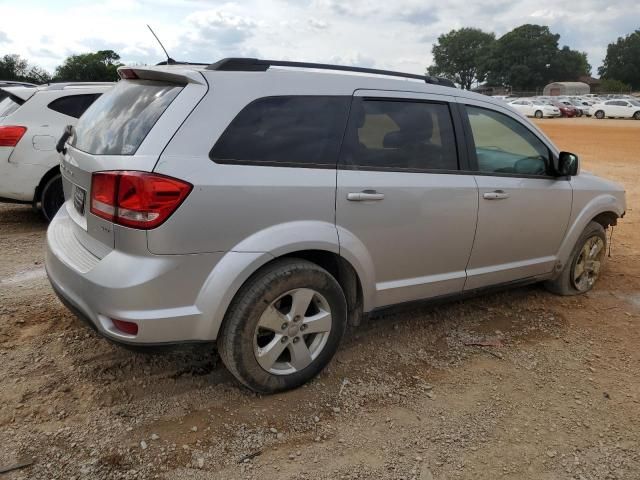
xmin=341 ymin=99 xmax=458 ymax=171
xmin=211 ymin=96 xmax=350 ymax=167
xmin=48 ymin=94 xmax=102 ymax=119
xmin=466 ymin=106 xmax=550 ymax=176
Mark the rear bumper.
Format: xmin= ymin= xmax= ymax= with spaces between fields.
xmin=45 ymin=208 xmax=226 ymax=344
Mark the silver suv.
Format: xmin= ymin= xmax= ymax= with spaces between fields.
xmin=46 ymin=59 xmax=626 ymax=393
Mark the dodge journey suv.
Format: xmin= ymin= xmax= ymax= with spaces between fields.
xmin=46 ymin=58 xmax=626 ymax=393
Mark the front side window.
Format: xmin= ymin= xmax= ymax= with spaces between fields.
xmin=211 ymin=96 xmax=350 ymax=167
xmin=466 ymin=106 xmax=550 ymax=176
xmin=340 ymin=99 xmax=458 ymax=171
xmin=71 ymin=80 xmax=182 ymax=155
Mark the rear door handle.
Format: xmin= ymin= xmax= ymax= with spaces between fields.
xmin=483 ymin=190 xmax=510 ymax=200
xmin=347 ymin=191 xmax=385 ymax=201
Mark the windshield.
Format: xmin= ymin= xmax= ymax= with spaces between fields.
xmin=630 ymin=100 xmax=640 ymax=107
xmin=0 ymin=94 xmax=23 ymax=118
xmin=71 ymin=80 xmax=183 ymax=155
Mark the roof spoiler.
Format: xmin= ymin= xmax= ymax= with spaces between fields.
xmin=207 ymin=57 xmax=456 ymax=88
xmin=116 ymin=66 xmax=206 ymax=85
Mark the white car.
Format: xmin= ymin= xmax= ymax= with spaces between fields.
xmin=589 ymin=100 xmax=640 ymax=120
xmin=508 ymin=99 xmax=561 ymax=118
xmin=0 ymin=82 xmax=112 ymax=220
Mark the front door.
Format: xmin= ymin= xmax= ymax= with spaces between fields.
xmin=460 ymin=102 xmax=572 ymax=289
xmin=336 ymin=91 xmax=478 ymax=308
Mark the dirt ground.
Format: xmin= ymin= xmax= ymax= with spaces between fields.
xmin=1 ymin=118 xmax=639 ymax=480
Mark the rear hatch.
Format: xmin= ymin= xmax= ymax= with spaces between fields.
xmin=0 ymin=87 xmax=35 ymax=162
xmin=60 ymin=67 xmax=208 ymax=256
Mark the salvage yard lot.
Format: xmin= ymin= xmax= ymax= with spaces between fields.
xmin=1 ymin=118 xmax=639 ymax=479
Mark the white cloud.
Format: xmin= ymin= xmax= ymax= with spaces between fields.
xmin=0 ymin=0 xmax=637 ymax=76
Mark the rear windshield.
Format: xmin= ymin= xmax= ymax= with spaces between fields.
xmin=0 ymin=93 xmax=23 ymax=118
xmin=70 ymin=80 xmax=183 ymax=155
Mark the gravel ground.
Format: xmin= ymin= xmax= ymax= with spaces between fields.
xmin=1 ymin=118 xmax=639 ymax=480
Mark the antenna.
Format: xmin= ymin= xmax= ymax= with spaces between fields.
xmin=147 ymin=24 xmax=175 ymax=65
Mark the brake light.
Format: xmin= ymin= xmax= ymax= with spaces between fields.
xmin=118 ymin=68 xmax=139 ymax=80
xmin=90 ymin=171 xmax=192 ymax=229
xmin=0 ymin=126 xmax=27 ymax=147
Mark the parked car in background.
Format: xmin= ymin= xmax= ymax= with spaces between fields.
xmin=0 ymin=82 xmax=112 ymax=220
xmin=508 ymin=99 xmax=561 ymax=118
xmin=589 ymin=99 xmax=640 ymax=120
xmin=46 ymin=59 xmax=625 ymax=393
xmin=0 ymin=81 xmax=37 ymax=89
xmin=552 ymin=101 xmax=579 ymax=117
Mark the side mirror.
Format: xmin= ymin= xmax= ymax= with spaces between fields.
xmin=557 ymin=151 xmax=579 ymax=176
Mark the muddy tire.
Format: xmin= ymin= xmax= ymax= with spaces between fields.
xmin=217 ymin=258 xmax=347 ymax=393
xmin=545 ymin=221 xmax=607 ymax=296
xmin=41 ymin=174 xmax=65 ymax=222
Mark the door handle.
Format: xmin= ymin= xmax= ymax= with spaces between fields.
xmin=347 ymin=191 xmax=385 ymax=201
xmin=483 ymin=190 xmax=510 ymax=200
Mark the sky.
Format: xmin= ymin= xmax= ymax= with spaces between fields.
xmin=0 ymin=0 xmax=638 ymax=77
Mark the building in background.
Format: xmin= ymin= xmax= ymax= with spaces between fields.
xmin=543 ymin=81 xmax=590 ymax=96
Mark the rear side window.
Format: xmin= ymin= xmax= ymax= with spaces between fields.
xmin=47 ymin=94 xmax=102 ymax=119
xmin=340 ymin=99 xmax=458 ymax=171
xmin=71 ymin=80 xmax=182 ymax=155
xmin=0 ymin=94 xmax=23 ymax=118
xmin=211 ymin=96 xmax=350 ymax=167
xmin=465 ymin=106 xmax=550 ymax=176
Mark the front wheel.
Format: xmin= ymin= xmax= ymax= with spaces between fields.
xmin=544 ymin=221 xmax=607 ymax=296
xmin=218 ymin=258 xmax=347 ymax=393
xmin=633 ymin=111 xmax=640 ymax=120
xmin=595 ymin=110 xmax=605 ymax=119
xmin=534 ymin=110 xmax=543 ymax=119
xmin=41 ymin=174 xmax=65 ymax=222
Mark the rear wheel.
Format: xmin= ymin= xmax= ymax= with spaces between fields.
xmin=633 ymin=111 xmax=640 ymax=120
xmin=595 ymin=110 xmax=605 ymax=119
xmin=544 ymin=221 xmax=606 ymax=296
xmin=534 ymin=110 xmax=543 ymax=119
xmin=218 ymin=258 xmax=347 ymax=393
xmin=41 ymin=174 xmax=65 ymax=222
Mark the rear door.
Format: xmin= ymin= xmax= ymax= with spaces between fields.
xmin=336 ymin=90 xmax=478 ymax=308
xmin=61 ymin=72 xmax=207 ymax=254
xmin=459 ymin=100 xmax=572 ymax=289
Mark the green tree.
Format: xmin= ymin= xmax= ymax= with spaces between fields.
xmin=427 ymin=28 xmax=495 ymax=90
xmin=0 ymin=54 xmax=52 ymax=83
xmin=598 ymin=30 xmax=640 ymax=90
xmin=551 ymin=46 xmax=591 ymax=81
xmin=598 ymin=78 xmax=631 ymax=93
xmin=485 ymin=24 xmax=560 ymax=91
xmin=54 ymin=50 xmax=122 ymax=82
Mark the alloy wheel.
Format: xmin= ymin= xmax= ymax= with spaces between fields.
xmin=253 ymin=288 xmax=332 ymax=375
xmin=572 ymin=236 xmax=605 ymax=292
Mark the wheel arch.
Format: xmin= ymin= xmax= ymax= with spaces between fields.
xmin=33 ymin=164 xmax=61 ymax=205
xmin=557 ymin=194 xmax=623 ymax=269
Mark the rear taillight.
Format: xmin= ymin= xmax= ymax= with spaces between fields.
xmin=90 ymin=171 xmax=192 ymax=229
xmin=0 ymin=126 xmax=27 ymax=147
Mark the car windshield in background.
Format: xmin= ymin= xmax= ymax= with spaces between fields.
xmin=70 ymin=80 xmax=183 ymax=155
xmin=0 ymin=94 xmax=23 ymax=118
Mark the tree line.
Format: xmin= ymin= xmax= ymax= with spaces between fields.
xmin=427 ymin=25 xmax=640 ymax=91
xmin=0 ymin=50 xmax=122 ymax=84
xmin=2 ymin=27 xmax=639 ymax=91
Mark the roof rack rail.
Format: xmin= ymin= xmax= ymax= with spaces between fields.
xmin=155 ymin=60 xmax=210 ymax=66
xmin=207 ymin=58 xmax=456 ymax=88
xmin=43 ymin=82 xmax=114 ymax=90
